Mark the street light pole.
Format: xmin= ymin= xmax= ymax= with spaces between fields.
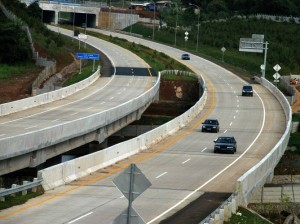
xmin=189 ymin=3 xmax=200 ymax=51
xmin=152 ymin=2 xmax=155 ymax=40
xmin=174 ymin=2 xmax=178 ymax=46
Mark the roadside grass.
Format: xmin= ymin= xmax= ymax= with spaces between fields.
xmin=161 ymin=73 xmax=198 ymax=81
xmin=0 ymin=191 xmax=44 ymax=210
xmin=67 ymin=26 xmax=193 ymax=75
xmin=0 ymin=63 xmax=40 ymax=80
xmin=224 ymin=206 xmax=272 ymax=224
xmin=63 ymin=60 xmax=96 ymax=87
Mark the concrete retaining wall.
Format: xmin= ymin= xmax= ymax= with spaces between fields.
xmin=0 ymin=67 xmax=100 ymax=116
xmin=38 ymin=70 xmax=207 ymax=190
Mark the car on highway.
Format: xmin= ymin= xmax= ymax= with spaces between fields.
xmin=201 ymin=119 xmax=219 ymax=133
xmin=181 ymin=53 xmax=190 ymax=60
xmin=242 ymin=84 xmax=253 ymax=96
xmin=213 ymin=136 xmax=237 ymax=154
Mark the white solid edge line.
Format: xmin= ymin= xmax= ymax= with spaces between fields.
xmin=68 ymin=212 xmax=93 ymax=224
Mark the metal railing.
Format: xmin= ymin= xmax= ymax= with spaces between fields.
xmin=0 ymin=178 xmax=43 ymax=200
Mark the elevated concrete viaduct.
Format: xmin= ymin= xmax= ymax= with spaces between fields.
xmin=39 ymin=1 xmax=100 ymax=27
xmin=0 ymin=102 xmax=152 ymax=175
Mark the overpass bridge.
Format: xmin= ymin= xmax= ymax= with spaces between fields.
xmin=39 ymin=0 xmax=101 ymax=27
xmin=0 ymin=27 xmax=159 ymax=176
xmin=38 ymin=0 xmax=140 ymax=30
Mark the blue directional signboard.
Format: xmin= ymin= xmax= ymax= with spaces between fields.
xmin=76 ymin=53 xmax=100 ymax=60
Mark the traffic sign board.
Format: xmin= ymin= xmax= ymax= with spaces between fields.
xmin=78 ymin=34 xmax=87 ymax=40
xmin=221 ymin=47 xmax=226 ymax=52
xmin=273 ymin=72 xmax=281 ymax=80
xmin=113 ymin=164 xmax=151 ymax=202
xmin=239 ymin=38 xmax=264 ymax=53
xmin=76 ymin=53 xmax=100 ymax=60
xmin=273 ymin=64 xmax=281 ymax=72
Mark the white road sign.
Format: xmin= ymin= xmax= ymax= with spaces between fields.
xmin=273 ymin=64 xmax=281 ymax=72
xmin=273 ymin=72 xmax=281 ymax=80
xmin=78 ymin=34 xmax=87 ymax=40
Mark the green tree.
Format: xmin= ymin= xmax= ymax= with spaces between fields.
xmin=0 ymin=21 xmax=31 ymax=64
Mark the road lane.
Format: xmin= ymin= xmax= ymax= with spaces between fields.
xmin=0 ymin=29 xmax=286 ymax=224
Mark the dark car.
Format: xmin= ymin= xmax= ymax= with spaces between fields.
xmin=181 ymin=53 xmax=190 ymax=60
xmin=214 ymin=136 xmax=237 ymax=154
xmin=242 ymin=85 xmax=253 ymax=96
xmin=202 ymin=119 xmax=219 ymax=133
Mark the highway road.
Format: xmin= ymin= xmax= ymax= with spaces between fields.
xmin=0 ymin=27 xmax=154 ymax=170
xmin=0 ymin=29 xmax=286 ymax=224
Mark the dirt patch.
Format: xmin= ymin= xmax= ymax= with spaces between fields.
xmin=0 ymin=70 xmax=41 ymax=104
xmin=292 ymin=85 xmax=300 ymax=113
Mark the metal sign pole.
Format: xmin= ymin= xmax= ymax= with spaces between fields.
xmin=79 ymin=59 xmax=82 ymax=74
xmin=93 ymin=59 xmax=95 ymax=72
xmin=262 ymin=41 xmax=268 ymax=78
xmin=126 ymin=164 xmax=135 ymax=224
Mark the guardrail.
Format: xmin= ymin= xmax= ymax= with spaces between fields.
xmin=38 ymin=70 xmax=206 ymax=190
xmin=200 ymin=77 xmax=292 ymax=223
xmin=0 ymin=178 xmax=42 ymax=201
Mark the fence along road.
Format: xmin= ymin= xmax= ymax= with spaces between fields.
xmin=0 ymin=26 xmax=156 ymax=175
xmin=0 ymin=30 xmax=287 ymax=223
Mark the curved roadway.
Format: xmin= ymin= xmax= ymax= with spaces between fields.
xmin=0 ymin=29 xmax=286 ymax=224
xmin=0 ymin=26 xmax=154 ymax=166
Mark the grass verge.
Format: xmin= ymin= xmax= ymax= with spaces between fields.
xmin=224 ymin=206 xmax=272 ymax=224
xmin=0 ymin=191 xmax=44 ymax=210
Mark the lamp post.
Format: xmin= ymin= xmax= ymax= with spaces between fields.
xmin=152 ymin=2 xmax=156 ymax=40
xmin=174 ymin=2 xmax=179 ymax=46
xmin=130 ymin=0 xmax=133 ymax=34
xmin=189 ymin=3 xmax=200 ymax=51
xmin=109 ymin=0 xmax=111 ymax=31
xmin=85 ymin=3 xmax=87 ymax=48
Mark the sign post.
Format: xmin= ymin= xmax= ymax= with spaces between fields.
xmin=76 ymin=53 xmax=100 ymax=74
xmin=273 ymin=64 xmax=281 ymax=87
xmin=239 ymin=34 xmax=268 ymax=78
xmin=113 ymin=164 xmax=151 ymax=224
xmin=184 ymin=31 xmax=189 ymax=49
xmin=221 ymin=46 xmax=226 ymax=62
xmin=78 ymin=34 xmax=87 ymax=49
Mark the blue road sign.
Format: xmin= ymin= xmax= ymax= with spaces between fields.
xmin=76 ymin=53 xmax=100 ymax=60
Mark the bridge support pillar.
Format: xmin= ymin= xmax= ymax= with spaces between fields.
xmin=54 ymin=10 xmax=59 ymax=24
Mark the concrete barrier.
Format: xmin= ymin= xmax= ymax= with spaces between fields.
xmin=0 ymin=67 xmax=100 ymax=116
xmin=236 ymin=77 xmax=292 ymax=206
xmin=38 ymin=70 xmax=207 ymax=190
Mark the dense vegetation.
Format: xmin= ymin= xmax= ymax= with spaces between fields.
xmin=179 ymin=0 xmax=300 ymax=18
xmin=0 ymin=10 xmax=31 ymax=64
xmin=0 ymin=0 xmax=70 ymax=63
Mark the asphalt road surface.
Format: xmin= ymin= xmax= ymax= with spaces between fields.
xmin=0 ymin=28 xmax=286 ymax=224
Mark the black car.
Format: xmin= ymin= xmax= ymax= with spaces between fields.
xmin=202 ymin=119 xmax=219 ymax=133
xmin=181 ymin=53 xmax=190 ymax=60
xmin=214 ymin=136 xmax=237 ymax=154
xmin=242 ymin=85 xmax=253 ymax=96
